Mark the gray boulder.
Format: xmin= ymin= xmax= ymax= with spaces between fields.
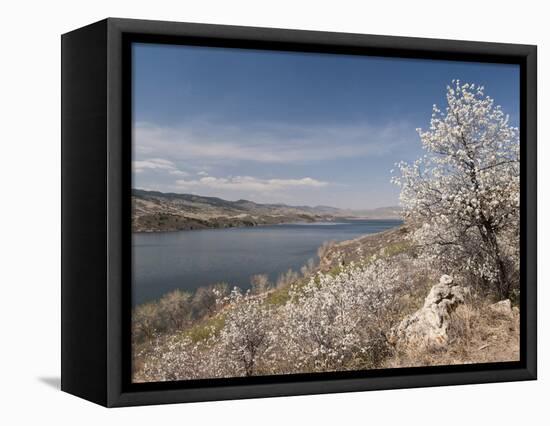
xmin=390 ymin=275 xmax=466 ymax=348
xmin=489 ymin=299 xmax=517 ymax=317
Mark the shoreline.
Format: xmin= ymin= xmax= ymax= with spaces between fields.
xmin=132 ymin=216 xmax=403 ymax=234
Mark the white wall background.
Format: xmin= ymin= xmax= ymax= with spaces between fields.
xmin=0 ymin=0 xmax=546 ymax=423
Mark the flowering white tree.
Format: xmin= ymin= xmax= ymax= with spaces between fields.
xmin=393 ymin=81 xmax=519 ymax=298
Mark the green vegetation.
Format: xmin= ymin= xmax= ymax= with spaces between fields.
xmin=264 ymin=286 xmax=292 ymax=306
xmin=381 ymin=240 xmax=414 ymax=258
xmin=264 ymin=278 xmax=309 ymax=306
xmin=185 ymin=314 xmax=226 ymax=343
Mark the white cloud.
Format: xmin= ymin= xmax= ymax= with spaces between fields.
xmin=133 ymin=158 xmax=188 ymax=176
xmin=133 ymin=119 xmax=414 ymax=165
xmin=168 ymin=170 xmax=189 ymax=177
xmin=131 ymin=119 xmax=414 ymax=206
xmin=175 ymin=175 xmax=328 ymax=193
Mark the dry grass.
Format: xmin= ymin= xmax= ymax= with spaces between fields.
xmin=385 ymin=297 xmax=520 ymax=368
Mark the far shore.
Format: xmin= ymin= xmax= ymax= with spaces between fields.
xmin=132 ymin=215 xmax=403 ymax=234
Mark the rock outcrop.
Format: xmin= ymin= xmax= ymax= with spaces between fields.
xmin=390 ymin=275 xmax=467 ymax=348
xmin=489 ymin=299 xmax=518 ymax=318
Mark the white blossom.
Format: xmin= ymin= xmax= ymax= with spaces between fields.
xmin=393 ymin=81 xmax=519 ymax=297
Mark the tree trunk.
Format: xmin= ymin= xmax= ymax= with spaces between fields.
xmin=482 ymin=224 xmax=509 ymax=299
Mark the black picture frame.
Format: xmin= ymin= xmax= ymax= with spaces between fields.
xmin=61 ymin=17 xmax=537 ymax=407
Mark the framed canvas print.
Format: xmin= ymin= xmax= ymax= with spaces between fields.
xmin=61 ymin=18 xmax=537 ymax=407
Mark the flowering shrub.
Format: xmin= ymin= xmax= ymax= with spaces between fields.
xmin=213 ymin=289 xmax=276 ymax=376
xmin=138 ymin=334 xmax=203 ymax=382
xmin=277 ymin=257 xmax=405 ymax=372
xmin=135 ymin=253 xmax=420 ymax=381
xmin=137 ymin=288 xmax=276 ymax=380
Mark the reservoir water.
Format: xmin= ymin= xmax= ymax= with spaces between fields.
xmin=132 ymin=219 xmax=402 ymax=306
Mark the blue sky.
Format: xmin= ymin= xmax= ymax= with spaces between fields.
xmin=132 ymin=43 xmax=519 ymax=209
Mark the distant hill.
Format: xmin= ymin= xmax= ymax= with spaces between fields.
xmin=132 ymin=188 xmax=401 ymax=232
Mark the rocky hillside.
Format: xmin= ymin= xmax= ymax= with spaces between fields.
xmin=132 ymin=221 xmax=519 ymax=382
xmin=132 ymin=189 xmax=401 ymax=232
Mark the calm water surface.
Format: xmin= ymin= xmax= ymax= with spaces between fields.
xmin=132 ymin=220 xmax=402 ymax=305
